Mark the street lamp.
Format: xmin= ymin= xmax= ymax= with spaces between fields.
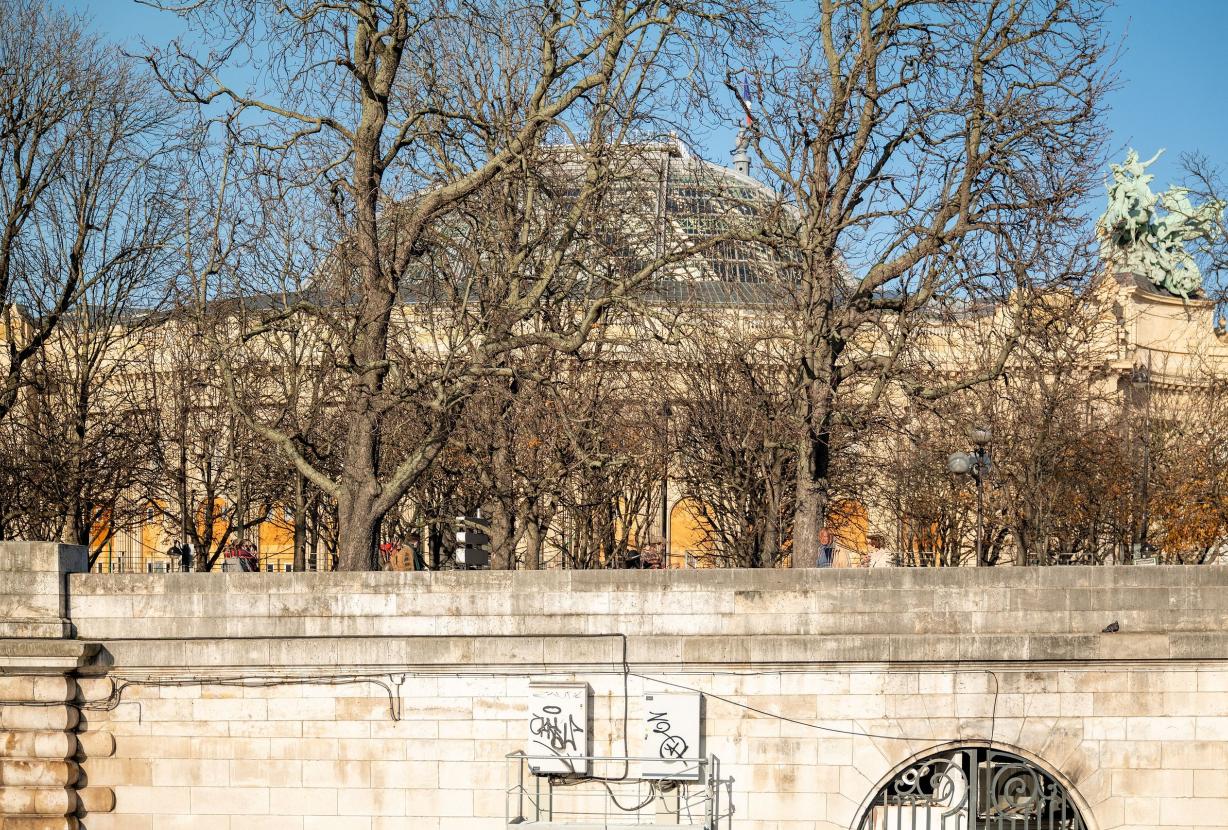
xmin=661 ymin=403 xmax=672 ymax=568
xmin=947 ymin=425 xmax=992 ymax=567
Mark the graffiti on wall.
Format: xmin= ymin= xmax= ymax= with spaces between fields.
xmin=526 ymin=682 xmax=590 ymax=775
xmin=641 ymin=691 xmax=702 ymax=780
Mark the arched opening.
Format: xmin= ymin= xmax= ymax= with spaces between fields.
xmin=668 ymin=497 xmax=717 ymax=568
xmin=855 ymin=745 xmax=1089 ymax=829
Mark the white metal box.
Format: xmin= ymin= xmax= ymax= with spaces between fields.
xmin=526 ymin=682 xmax=590 ymax=775
xmin=640 ymin=691 xmax=702 ymax=780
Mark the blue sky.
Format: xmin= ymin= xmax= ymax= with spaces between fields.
xmin=1102 ymin=1 xmax=1228 ymax=189
xmin=68 ymin=0 xmax=1228 ymax=204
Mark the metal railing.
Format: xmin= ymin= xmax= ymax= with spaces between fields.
xmin=91 ymin=551 xmax=306 ymax=573
xmin=92 ymin=552 xmax=178 ymax=573
xmin=506 ymin=753 xmax=726 ymax=829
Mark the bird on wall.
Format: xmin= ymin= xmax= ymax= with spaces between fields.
xmin=1101 ymin=621 xmax=1120 ymax=633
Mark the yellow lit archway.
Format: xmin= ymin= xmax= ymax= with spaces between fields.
xmin=668 ymin=498 xmax=717 ymax=568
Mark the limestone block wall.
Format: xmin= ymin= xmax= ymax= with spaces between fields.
xmin=7 ymin=546 xmax=1228 ymax=829
xmin=66 ymin=661 xmax=1228 ymax=830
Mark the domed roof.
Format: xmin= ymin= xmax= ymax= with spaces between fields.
xmin=363 ymin=139 xmax=788 ymax=309
xmin=627 ymin=141 xmax=787 ymax=305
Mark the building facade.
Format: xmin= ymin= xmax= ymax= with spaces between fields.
xmin=5 ymin=146 xmax=1228 ymax=573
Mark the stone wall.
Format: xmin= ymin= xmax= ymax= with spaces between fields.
xmin=0 ymin=544 xmax=113 ymax=829
xmin=4 ymin=544 xmax=1228 ymax=828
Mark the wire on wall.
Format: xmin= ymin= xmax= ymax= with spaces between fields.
xmin=31 ymin=673 xmax=408 ymax=722
xmin=633 ymin=666 xmax=1004 ymax=745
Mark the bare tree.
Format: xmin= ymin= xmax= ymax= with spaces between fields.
xmin=874 ymin=286 xmax=1155 ymax=567
xmin=876 ymin=412 xmax=971 ymax=566
xmin=4 ymin=278 xmax=168 ymax=561
xmin=436 ymin=342 xmax=668 ymax=570
xmin=148 ymin=0 xmax=755 ymax=569
xmin=738 ymin=0 xmax=1110 ymax=566
xmin=134 ymin=317 xmax=284 ymax=571
xmin=1139 ymin=372 xmax=1228 ymax=564
xmin=546 ymin=355 xmax=667 ymax=569
xmin=671 ymin=319 xmax=797 ymax=567
xmin=1179 ymin=152 xmax=1228 ymax=311
xmin=0 ymin=418 xmax=32 ymax=539
xmin=0 ymin=0 xmax=173 ymax=423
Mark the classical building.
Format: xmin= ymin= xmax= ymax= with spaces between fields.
xmin=4 ymin=147 xmax=1228 ymax=572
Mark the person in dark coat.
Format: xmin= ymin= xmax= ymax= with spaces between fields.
xmin=168 ymin=540 xmax=193 ymax=572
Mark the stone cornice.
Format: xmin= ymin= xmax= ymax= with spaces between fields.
xmin=0 ymin=641 xmax=101 ymax=672
xmin=79 ymin=631 xmax=1228 ymax=675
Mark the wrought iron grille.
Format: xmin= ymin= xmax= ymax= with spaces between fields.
xmin=856 ymin=746 xmax=1087 ymax=830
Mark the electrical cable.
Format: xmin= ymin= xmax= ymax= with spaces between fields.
xmin=629 ymin=671 xmax=995 ymax=743
xmin=538 ymin=633 xmax=634 ymax=784
xmin=44 ymin=673 xmax=404 ymax=721
xmin=987 ymin=668 xmax=1000 ymax=747
xmin=602 ymin=631 xmax=632 ymax=782
xmin=601 ymin=780 xmax=659 ymax=812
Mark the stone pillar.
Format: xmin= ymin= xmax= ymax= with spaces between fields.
xmin=0 ymin=542 xmax=111 ymax=829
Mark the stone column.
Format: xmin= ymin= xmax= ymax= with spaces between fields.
xmin=0 ymin=542 xmax=110 ymax=829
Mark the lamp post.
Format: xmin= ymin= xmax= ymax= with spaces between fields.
xmin=661 ymin=403 xmax=672 ymax=567
xmin=1131 ymin=360 xmax=1152 ymax=564
xmin=947 ymin=425 xmax=993 ymax=567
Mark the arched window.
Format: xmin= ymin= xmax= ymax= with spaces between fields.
xmin=856 ymin=745 xmax=1088 ymax=829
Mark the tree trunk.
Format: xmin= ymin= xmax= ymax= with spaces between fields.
xmin=489 ymin=500 xmax=517 ymax=570
xmin=601 ymin=502 xmax=617 ymax=568
xmin=307 ymin=498 xmax=320 ymax=570
xmin=336 ymin=487 xmax=381 ymax=571
xmin=60 ymin=507 xmax=86 ymax=547
xmin=790 ymin=289 xmax=839 ymax=568
xmin=329 ymin=26 xmax=399 ymax=571
xmin=178 ymin=428 xmax=192 ymax=565
xmin=792 ymin=366 xmax=835 ymax=568
xmin=428 ymin=522 xmax=443 ymax=571
xmin=194 ymin=493 xmax=215 ymax=572
xmin=760 ymin=494 xmax=779 ymax=568
xmin=793 ymin=477 xmax=830 ymax=569
xmin=524 ymin=520 xmax=543 ymax=570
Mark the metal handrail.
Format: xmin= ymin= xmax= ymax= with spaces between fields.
xmin=505 ymin=752 xmax=725 ymax=829
xmin=508 ymin=752 xmax=710 ymax=763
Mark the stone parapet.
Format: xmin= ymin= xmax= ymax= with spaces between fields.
xmin=66 ymin=565 xmax=1228 ymax=646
